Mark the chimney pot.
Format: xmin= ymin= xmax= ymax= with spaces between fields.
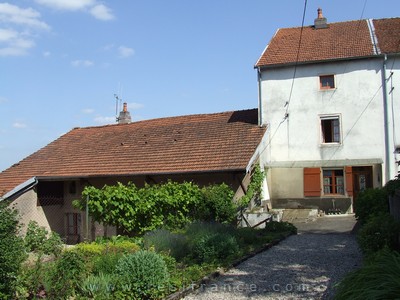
xmin=314 ymin=7 xmax=328 ymax=29
xmin=317 ymin=8 xmax=323 ymax=19
xmin=118 ymin=102 xmax=132 ymax=124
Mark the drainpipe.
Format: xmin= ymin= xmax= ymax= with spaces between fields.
xmin=382 ymin=54 xmax=391 ymax=183
xmin=257 ymin=67 xmax=263 ymax=126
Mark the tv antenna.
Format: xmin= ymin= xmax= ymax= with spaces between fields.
xmin=114 ymin=93 xmax=122 ymax=122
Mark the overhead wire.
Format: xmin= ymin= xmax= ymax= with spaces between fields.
xmin=256 ymin=0 xmax=308 ymax=158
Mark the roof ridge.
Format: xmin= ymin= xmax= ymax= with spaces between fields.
xmin=75 ymin=108 xmax=258 ymax=131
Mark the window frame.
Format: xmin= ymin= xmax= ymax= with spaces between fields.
xmin=319 ymin=74 xmax=335 ymax=90
xmin=320 ymin=114 xmax=342 ymax=145
xmin=66 ymin=213 xmax=81 ymax=236
xmin=322 ymin=168 xmax=345 ymax=195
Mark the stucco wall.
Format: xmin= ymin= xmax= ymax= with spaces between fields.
xmin=259 ymin=58 xmax=399 ymax=181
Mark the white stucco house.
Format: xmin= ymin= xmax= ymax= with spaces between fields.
xmin=253 ymin=9 xmax=400 ymax=213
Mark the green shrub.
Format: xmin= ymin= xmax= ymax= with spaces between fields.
xmin=74 ymin=242 xmax=105 ymax=258
xmin=24 ymin=221 xmax=63 ymax=256
xmin=104 ymin=240 xmax=140 ymax=254
xmin=114 ymin=250 xmax=169 ymax=299
xmin=357 ymin=213 xmax=400 ymax=255
xmin=78 ymin=272 xmax=114 ymax=299
xmin=143 ymin=229 xmax=189 ymax=261
xmin=0 ymin=204 xmax=26 ymax=299
xmin=92 ymin=253 xmax=121 ymax=275
xmin=335 ymin=249 xmax=400 ymax=300
xmin=46 ymin=250 xmax=86 ymax=299
xmin=197 ymin=183 xmax=237 ymax=224
xmin=384 ymin=178 xmax=400 ymax=196
xmin=191 ymin=232 xmax=240 ymax=264
xmin=354 ymin=188 xmax=389 ymax=224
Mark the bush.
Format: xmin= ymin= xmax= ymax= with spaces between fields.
xmin=143 ymin=229 xmax=189 ymax=261
xmin=197 ymin=183 xmax=237 ymax=224
xmin=335 ymin=249 xmax=400 ymax=300
xmin=357 ymin=213 xmax=400 ymax=255
xmin=78 ymin=272 xmax=114 ymax=299
xmin=46 ymin=250 xmax=86 ymax=299
xmin=92 ymin=253 xmax=121 ymax=275
xmin=114 ymin=250 xmax=170 ymax=299
xmin=0 ymin=204 xmax=26 ymax=299
xmin=190 ymin=232 xmax=240 ymax=264
xmin=24 ymin=221 xmax=63 ymax=256
xmin=354 ymin=188 xmax=389 ymax=224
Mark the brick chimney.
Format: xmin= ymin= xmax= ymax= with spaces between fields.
xmin=314 ymin=8 xmax=328 ymax=29
xmin=118 ymin=102 xmax=132 ymax=124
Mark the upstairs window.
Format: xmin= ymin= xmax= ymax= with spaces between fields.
xmin=323 ymin=169 xmax=344 ymax=195
xmin=321 ymin=116 xmax=341 ymax=144
xmin=320 ymin=75 xmax=335 ymax=89
xmin=37 ymin=181 xmax=64 ymax=206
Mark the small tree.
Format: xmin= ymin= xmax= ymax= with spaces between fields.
xmin=0 ymin=203 xmax=26 ymax=299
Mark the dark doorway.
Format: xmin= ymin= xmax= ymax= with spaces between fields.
xmin=352 ymin=166 xmax=373 ymax=202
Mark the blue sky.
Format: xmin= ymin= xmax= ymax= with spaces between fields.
xmin=0 ymin=0 xmax=398 ymax=171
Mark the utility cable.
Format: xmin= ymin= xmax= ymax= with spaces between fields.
xmin=284 ymin=0 xmax=308 ymax=115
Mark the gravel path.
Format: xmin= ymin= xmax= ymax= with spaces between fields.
xmin=183 ymin=220 xmax=362 ymax=300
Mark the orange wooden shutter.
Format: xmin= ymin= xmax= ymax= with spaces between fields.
xmin=345 ymin=166 xmax=353 ymax=196
xmin=304 ymin=168 xmax=321 ymax=197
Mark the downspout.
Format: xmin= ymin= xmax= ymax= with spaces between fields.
xmin=382 ymin=54 xmax=391 ymax=183
xmin=257 ymin=67 xmax=263 ymax=126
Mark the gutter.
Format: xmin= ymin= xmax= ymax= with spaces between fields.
xmin=257 ymin=67 xmax=263 ymax=126
xmin=0 ymin=177 xmax=38 ymax=202
xmin=382 ymin=54 xmax=391 ymax=183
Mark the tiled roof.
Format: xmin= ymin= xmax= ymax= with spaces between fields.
xmin=0 ymin=109 xmax=265 ymax=197
xmin=373 ymin=18 xmax=400 ymax=54
xmin=255 ymin=17 xmax=400 ymax=67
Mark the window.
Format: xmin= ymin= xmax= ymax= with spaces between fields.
xmin=37 ymin=181 xmax=64 ymax=206
xmin=321 ymin=116 xmax=341 ymax=143
xmin=323 ymin=169 xmax=344 ymax=195
xmin=320 ymin=75 xmax=335 ymax=89
xmin=66 ymin=213 xmax=81 ymax=235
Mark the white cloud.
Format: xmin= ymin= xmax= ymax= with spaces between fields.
xmin=0 ymin=3 xmax=50 ymax=30
xmin=43 ymin=51 xmax=51 ymax=57
xmin=13 ymin=122 xmax=27 ymax=129
xmin=82 ymin=108 xmax=94 ymax=114
xmin=0 ymin=96 xmax=8 ymax=103
xmin=34 ymin=0 xmax=115 ymax=21
xmin=94 ymin=116 xmax=115 ymax=125
xmin=34 ymin=0 xmax=96 ymax=11
xmin=0 ymin=3 xmax=49 ymax=56
xmin=90 ymin=4 xmax=114 ymax=21
xmin=118 ymin=46 xmax=134 ymax=58
xmin=71 ymin=59 xmax=94 ymax=67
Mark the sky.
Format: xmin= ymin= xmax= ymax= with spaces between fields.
xmin=0 ymin=0 xmax=399 ymax=172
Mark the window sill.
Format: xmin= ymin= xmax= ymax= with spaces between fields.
xmin=320 ymin=142 xmax=341 ymax=147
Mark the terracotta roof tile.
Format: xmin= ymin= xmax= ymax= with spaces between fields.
xmin=0 ymin=109 xmax=265 ymax=196
xmin=373 ymin=18 xmax=400 ymax=54
xmin=256 ymin=17 xmax=400 ymax=67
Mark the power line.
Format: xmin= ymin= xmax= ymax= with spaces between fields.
xmin=285 ymin=0 xmax=308 ymax=114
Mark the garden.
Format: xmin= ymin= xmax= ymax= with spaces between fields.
xmin=0 ymin=169 xmax=297 ymax=299
xmin=334 ymin=176 xmax=400 ymax=300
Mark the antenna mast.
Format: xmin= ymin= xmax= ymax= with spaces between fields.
xmin=114 ymin=94 xmax=122 ymax=122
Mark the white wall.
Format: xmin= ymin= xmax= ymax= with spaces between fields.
xmin=259 ymin=58 xmax=399 ymax=182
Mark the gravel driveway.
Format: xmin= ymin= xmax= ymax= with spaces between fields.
xmin=183 ymin=215 xmax=362 ymax=300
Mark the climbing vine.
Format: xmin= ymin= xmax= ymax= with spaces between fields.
xmin=73 ymin=181 xmax=237 ymax=235
xmin=239 ymin=164 xmax=265 ymax=208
